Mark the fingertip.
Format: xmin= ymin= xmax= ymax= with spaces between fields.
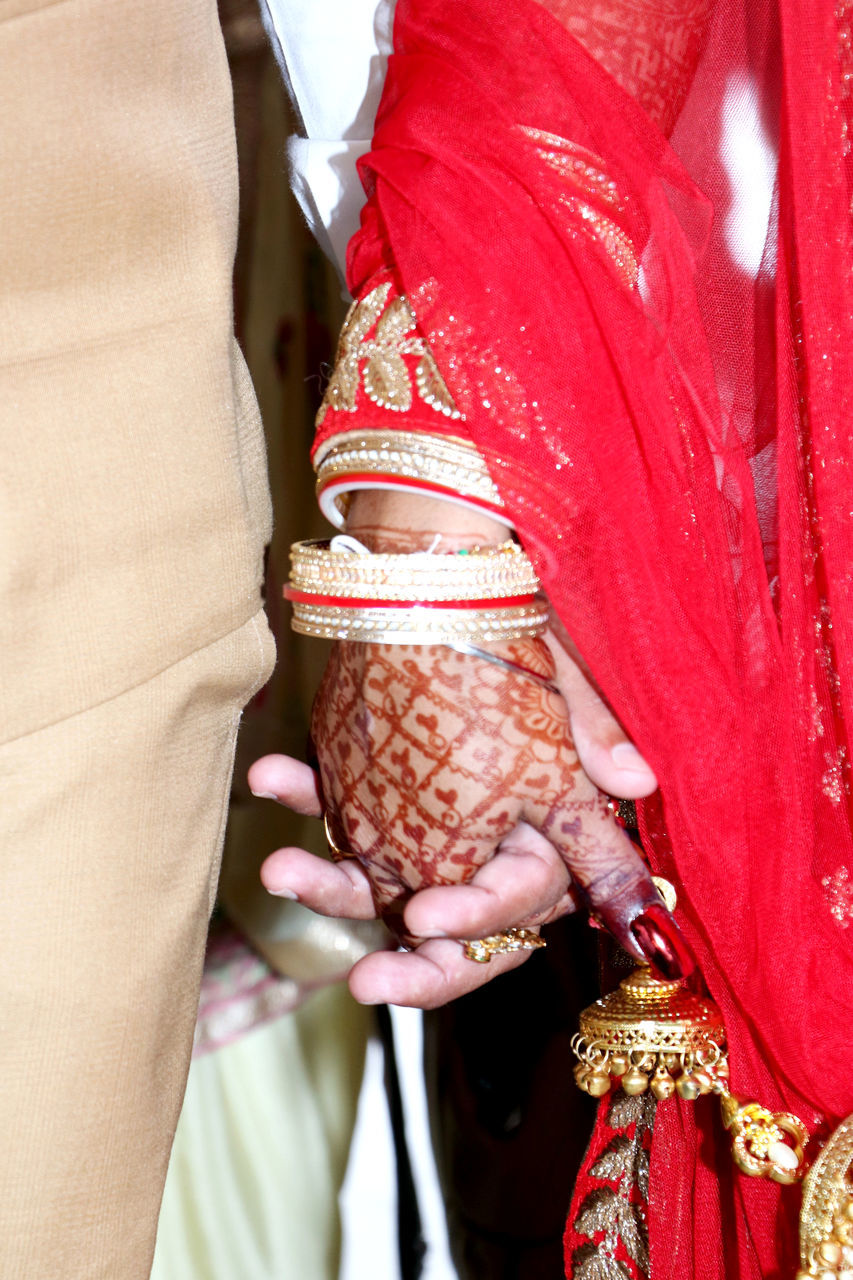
xmin=609 ymin=743 xmax=658 ymax=795
xmin=570 ymin=731 xmax=657 ymax=798
xmin=247 ymin=754 xmax=323 ymax=816
xmin=347 ymin=951 xmax=398 ymax=1006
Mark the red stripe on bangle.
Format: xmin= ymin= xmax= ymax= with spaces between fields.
xmin=284 ymin=588 xmax=538 ymax=610
xmin=316 ymin=472 xmax=507 ymax=517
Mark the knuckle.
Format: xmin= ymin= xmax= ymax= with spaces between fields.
xmin=581 ymin=862 xmax=649 ymax=911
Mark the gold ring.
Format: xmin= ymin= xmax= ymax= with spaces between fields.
xmin=462 ymin=928 xmax=547 ymax=963
xmin=323 ymin=811 xmax=350 ymax=861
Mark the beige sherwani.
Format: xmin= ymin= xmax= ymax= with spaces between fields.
xmin=0 ymin=0 xmax=274 ymax=1273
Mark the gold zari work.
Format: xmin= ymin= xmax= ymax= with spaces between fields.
xmin=316 ymin=283 xmax=462 ymax=427
xmin=570 ymin=1092 xmax=654 ymax=1280
xmin=520 ymin=128 xmax=639 ymax=288
xmin=314 ymin=428 xmax=505 ymax=525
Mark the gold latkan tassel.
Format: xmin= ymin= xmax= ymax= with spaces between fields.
xmin=572 ymin=880 xmax=809 ymax=1185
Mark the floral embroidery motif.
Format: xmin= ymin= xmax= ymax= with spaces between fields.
xmin=317 ymin=283 xmax=462 ymax=426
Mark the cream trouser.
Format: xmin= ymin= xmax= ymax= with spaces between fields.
xmin=0 ymin=1 xmax=275 ymax=1275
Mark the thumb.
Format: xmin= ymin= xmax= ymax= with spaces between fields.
xmin=544 ymin=626 xmax=657 ymax=799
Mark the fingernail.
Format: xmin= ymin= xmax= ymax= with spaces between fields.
xmin=415 ymin=926 xmax=449 ymax=939
xmin=251 ymin=790 xmax=279 ymax=801
xmin=629 ymin=903 xmax=695 ymax=980
xmin=268 ymin=887 xmax=299 ymax=901
xmin=611 ymin=743 xmax=650 ymax=772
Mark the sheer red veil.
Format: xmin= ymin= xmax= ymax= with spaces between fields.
xmin=347 ymin=1 xmax=853 ymax=1274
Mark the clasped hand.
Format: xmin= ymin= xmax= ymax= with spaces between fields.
xmin=249 ymin=624 xmax=689 ymax=1009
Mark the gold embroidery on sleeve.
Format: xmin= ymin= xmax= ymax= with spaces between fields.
xmin=569 ymin=1093 xmax=654 ymax=1280
xmin=317 ymin=283 xmax=462 ymax=426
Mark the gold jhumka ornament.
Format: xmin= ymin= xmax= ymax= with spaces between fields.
xmin=572 ymin=880 xmax=810 ymax=1186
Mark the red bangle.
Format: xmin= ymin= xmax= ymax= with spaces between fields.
xmin=284 ymin=587 xmax=538 ymax=610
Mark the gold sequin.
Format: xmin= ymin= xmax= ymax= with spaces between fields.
xmin=822 ymin=864 xmax=853 ymax=927
xmin=519 ymin=127 xmax=639 ymax=288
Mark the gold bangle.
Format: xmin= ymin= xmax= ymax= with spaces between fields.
xmin=288 ymin=539 xmax=539 ymax=602
xmin=289 ymin=598 xmax=549 ymax=644
xmin=313 ymin=429 xmax=506 ymax=528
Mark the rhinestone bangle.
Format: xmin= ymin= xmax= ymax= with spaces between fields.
xmin=313 ymin=429 xmax=507 ymax=528
xmin=288 ymin=598 xmax=549 ymax=644
xmin=288 ymin=538 xmax=539 ymax=602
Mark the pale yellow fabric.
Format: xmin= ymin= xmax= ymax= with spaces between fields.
xmin=0 ymin=1 xmax=275 ymax=1275
xmin=151 ymin=985 xmax=370 ymax=1280
xmin=0 ymin=0 xmax=272 ymax=744
xmin=0 ymin=615 xmax=275 ymax=1277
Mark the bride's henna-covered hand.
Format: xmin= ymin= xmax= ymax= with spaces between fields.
xmin=251 ymin=490 xmax=682 ymax=1007
xmin=310 ymin=635 xmax=663 ymax=953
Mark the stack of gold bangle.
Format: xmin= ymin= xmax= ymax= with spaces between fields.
xmin=312 ymin=429 xmax=507 ymax=527
xmin=285 ymin=539 xmax=548 ymax=644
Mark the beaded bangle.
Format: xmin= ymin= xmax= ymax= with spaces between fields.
xmin=285 ymin=538 xmax=547 ymax=644
xmin=288 ymin=538 xmax=539 ymax=601
xmin=313 ymin=429 xmax=509 ymax=528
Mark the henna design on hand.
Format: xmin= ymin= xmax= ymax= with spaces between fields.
xmin=312 ymin=637 xmax=635 ymax=945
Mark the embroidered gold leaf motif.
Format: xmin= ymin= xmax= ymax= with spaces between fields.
xmin=591 ymin=1135 xmax=636 ymax=1183
xmin=521 ymin=128 xmax=623 ymax=210
xmin=575 ymin=1186 xmax=621 ymax=1238
xmin=346 ymin=283 xmax=390 ymax=346
xmin=375 ymin=294 xmax=417 ymax=342
xmin=518 ymin=125 xmax=639 ymax=288
xmin=364 ymin=352 xmax=413 ymax=413
xmin=574 ymin=1188 xmax=650 ymax=1276
xmin=560 ymin=196 xmax=639 ymax=288
xmin=636 ymin=1144 xmax=650 ymax=1204
xmin=572 ymin=1243 xmax=632 ymax=1280
xmin=315 ymin=282 xmax=462 ymax=427
xmin=607 ymin=1092 xmax=655 ymax=1130
xmin=317 ymin=283 xmax=390 ymax=424
xmin=615 ymin=1196 xmax=649 ymax=1272
xmin=416 ymin=350 xmax=460 ymax=418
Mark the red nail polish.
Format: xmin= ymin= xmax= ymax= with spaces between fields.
xmin=630 ymin=903 xmax=696 ymax=980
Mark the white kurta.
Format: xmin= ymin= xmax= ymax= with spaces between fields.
xmin=261 ymin=0 xmax=397 ymax=277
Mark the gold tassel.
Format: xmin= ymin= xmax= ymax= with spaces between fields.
xmin=572 ymin=880 xmax=809 ymax=1185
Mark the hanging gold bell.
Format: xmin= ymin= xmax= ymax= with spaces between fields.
xmin=572 ymin=880 xmax=809 ymax=1185
xmin=572 ymin=958 xmax=728 ymax=1102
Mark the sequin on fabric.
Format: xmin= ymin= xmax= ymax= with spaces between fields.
xmin=316 ymin=282 xmax=462 ymax=426
xmin=822 ymin=864 xmax=853 ymax=927
xmin=520 ymin=129 xmax=639 ymax=287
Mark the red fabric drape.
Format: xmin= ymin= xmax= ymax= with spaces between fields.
xmin=346 ymin=0 xmax=853 ymax=1274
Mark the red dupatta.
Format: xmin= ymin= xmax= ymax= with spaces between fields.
xmin=347 ymin=1 xmax=853 ymax=1275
